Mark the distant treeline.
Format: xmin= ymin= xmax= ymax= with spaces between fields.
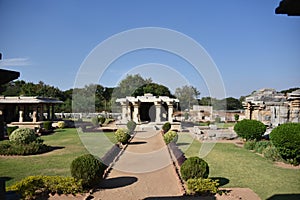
xmin=3 ymin=74 xmax=296 ymax=113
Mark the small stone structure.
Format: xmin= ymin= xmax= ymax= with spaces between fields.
xmin=190 ymin=105 xmax=213 ymax=121
xmin=243 ymin=88 xmax=300 ymax=127
xmin=0 ymin=96 xmax=63 ymax=124
xmin=116 ymin=93 xmax=179 ymax=123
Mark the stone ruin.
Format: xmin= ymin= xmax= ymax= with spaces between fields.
xmin=243 ymin=88 xmax=300 ymax=127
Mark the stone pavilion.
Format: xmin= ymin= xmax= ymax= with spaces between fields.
xmin=116 ymin=93 xmax=179 ymax=123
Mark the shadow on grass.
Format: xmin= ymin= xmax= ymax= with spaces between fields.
xmin=176 ymin=142 xmax=191 ymax=146
xmin=210 ymin=177 xmax=230 ymax=187
xmin=54 ymin=129 xmax=66 ymax=133
xmin=0 ymin=176 xmax=12 ymax=182
xmin=144 ymin=195 xmax=216 ymax=199
xmin=98 ymin=176 xmax=138 ymax=189
xmin=129 ymin=141 xmax=147 ymax=145
xmin=267 ymin=194 xmax=300 ymax=200
xmin=48 ymin=146 xmax=65 ymax=151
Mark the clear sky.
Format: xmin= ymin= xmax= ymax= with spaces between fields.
xmin=0 ymin=0 xmax=299 ymax=98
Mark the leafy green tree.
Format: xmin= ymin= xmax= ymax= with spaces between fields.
xmin=199 ymin=97 xmax=213 ymax=106
xmin=113 ymin=74 xmax=152 ymax=98
xmin=133 ymin=83 xmax=172 ymax=97
xmin=225 ymin=97 xmax=243 ymax=110
xmin=175 ymin=85 xmax=200 ymax=111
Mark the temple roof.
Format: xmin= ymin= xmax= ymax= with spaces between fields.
xmin=275 ymin=0 xmax=300 ymax=16
xmin=0 ymin=96 xmax=63 ymax=104
xmin=0 ymin=69 xmax=20 ymax=85
xmin=116 ymin=93 xmax=179 ymax=103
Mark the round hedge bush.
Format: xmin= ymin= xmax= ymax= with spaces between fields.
xmin=270 ymin=123 xmax=300 ymax=165
xmin=234 ymin=119 xmax=266 ymax=141
xmin=127 ymin=120 xmax=137 ymax=134
xmin=9 ymin=128 xmax=37 ymax=144
xmin=71 ymin=154 xmax=107 ymax=187
xmin=57 ymin=121 xmax=65 ymax=129
xmin=115 ymin=128 xmax=131 ymax=144
xmin=162 ymin=122 xmax=171 ymax=133
xmin=99 ymin=116 xmax=106 ymax=125
xmin=163 ymin=130 xmax=178 ymax=144
xmin=180 ymin=157 xmax=209 ymax=181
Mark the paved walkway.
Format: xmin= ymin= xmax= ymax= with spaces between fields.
xmin=92 ymin=128 xmax=184 ymax=200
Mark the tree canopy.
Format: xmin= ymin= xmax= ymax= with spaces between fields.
xmin=3 ymin=73 xmax=284 ymax=113
xmin=175 ymin=85 xmax=200 ymax=111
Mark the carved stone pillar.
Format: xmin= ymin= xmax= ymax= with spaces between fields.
xmin=168 ymin=103 xmax=173 ymax=123
xmin=120 ymin=102 xmax=128 ymax=123
xmin=19 ymin=110 xmax=24 ymax=122
xmin=155 ymin=102 xmax=161 ymax=123
xmin=32 ymin=111 xmax=37 ymax=122
xmin=0 ymin=109 xmax=4 ymax=140
xmin=133 ymin=102 xmax=139 ymax=123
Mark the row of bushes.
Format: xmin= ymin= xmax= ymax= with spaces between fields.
xmin=7 ymin=176 xmax=83 ymax=199
xmin=8 ymin=153 xmax=107 ymax=199
xmin=234 ymin=120 xmax=300 ymax=165
xmin=0 ymin=128 xmax=52 ymax=155
xmin=180 ymin=156 xmax=219 ymax=195
xmin=161 ymin=122 xmax=219 ymax=195
xmin=244 ymin=140 xmax=282 ymax=162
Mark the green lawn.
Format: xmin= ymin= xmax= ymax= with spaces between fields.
xmin=177 ymin=133 xmax=300 ymax=199
xmin=0 ymin=128 xmax=116 ymax=186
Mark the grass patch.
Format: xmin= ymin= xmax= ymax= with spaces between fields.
xmin=0 ymin=128 xmax=116 ymax=187
xmin=177 ymin=133 xmax=300 ymax=199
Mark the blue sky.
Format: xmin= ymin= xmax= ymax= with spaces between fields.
xmin=0 ymin=0 xmax=299 ymax=98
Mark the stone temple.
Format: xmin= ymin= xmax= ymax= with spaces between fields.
xmin=243 ymin=88 xmax=300 ymax=127
xmin=116 ymin=93 xmax=179 ymax=124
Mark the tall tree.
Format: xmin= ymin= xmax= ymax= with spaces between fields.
xmin=133 ymin=83 xmax=172 ymax=97
xmin=175 ymin=85 xmax=200 ymax=111
xmin=113 ymin=74 xmax=152 ymax=98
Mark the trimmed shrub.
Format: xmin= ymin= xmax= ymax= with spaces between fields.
xmin=262 ymin=145 xmax=282 ymax=162
xmin=162 ymin=122 xmax=171 ymax=133
xmin=127 ymin=120 xmax=137 ymax=134
xmin=98 ymin=116 xmax=106 ymax=125
xmin=270 ymin=123 xmax=300 ymax=165
xmin=9 ymin=128 xmax=37 ymax=144
xmin=234 ymin=114 xmax=239 ymax=122
xmin=163 ymin=130 xmax=178 ymax=144
xmin=7 ymin=175 xmax=83 ymax=199
xmin=0 ymin=139 xmax=51 ymax=156
xmin=243 ymin=140 xmax=256 ymax=150
xmin=6 ymin=126 xmax=19 ymax=136
xmin=43 ymin=121 xmax=52 ymax=131
xmin=71 ymin=154 xmax=107 ymax=188
xmin=180 ymin=157 xmax=209 ymax=181
xmin=115 ymin=128 xmax=131 ymax=144
xmin=91 ymin=117 xmax=99 ymax=127
xmin=187 ymin=178 xmax=219 ymax=195
xmin=215 ymin=116 xmax=221 ymax=123
xmin=234 ymin=119 xmax=266 ymax=141
xmin=254 ymin=141 xmax=271 ymax=154
xmin=57 ymin=121 xmax=65 ymax=129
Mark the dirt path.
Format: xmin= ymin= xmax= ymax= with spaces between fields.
xmin=92 ymin=129 xmax=184 ymax=199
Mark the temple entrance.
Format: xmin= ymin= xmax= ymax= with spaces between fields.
xmin=139 ymin=102 xmax=155 ymax=122
xmin=116 ymin=93 xmax=179 ymax=123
